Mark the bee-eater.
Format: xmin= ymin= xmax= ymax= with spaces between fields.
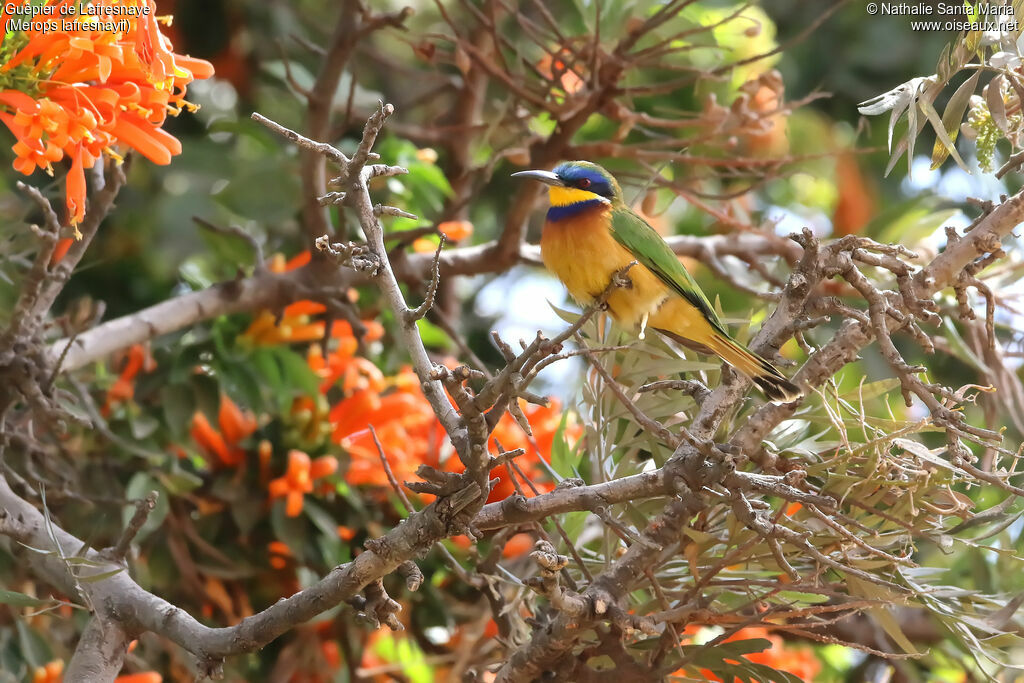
xmin=513 ymin=161 xmax=801 ymax=404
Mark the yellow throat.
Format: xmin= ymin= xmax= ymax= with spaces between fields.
xmin=548 ymin=185 xmax=609 ymax=207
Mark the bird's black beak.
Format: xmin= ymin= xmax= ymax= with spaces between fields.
xmin=511 ymin=169 xmax=564 ymax=186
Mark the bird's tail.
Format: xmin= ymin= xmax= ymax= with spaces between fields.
xmin=705 ymin=332 xmax=802 ymax=404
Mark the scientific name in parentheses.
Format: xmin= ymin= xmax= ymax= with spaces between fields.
xmin=5 ymin=18 xmax=131 ymax=32
xmin=878 ymin=2 xmax=1015 ymax=15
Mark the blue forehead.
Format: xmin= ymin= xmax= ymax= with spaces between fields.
xmin=554 ymin=163 xmax=608 ymax=185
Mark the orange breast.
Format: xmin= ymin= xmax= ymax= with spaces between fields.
xmin=540 ymin=209 xmax=669 ymax=328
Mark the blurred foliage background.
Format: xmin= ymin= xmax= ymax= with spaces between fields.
xmin=2 ymin=0 xmax=1024 ymax=681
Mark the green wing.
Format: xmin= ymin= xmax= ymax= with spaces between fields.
xmin=609 ymin=207 xmax=728 ymax=336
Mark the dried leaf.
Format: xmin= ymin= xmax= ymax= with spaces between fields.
xmin=988 ymin=74 xmax=1009 ymax=133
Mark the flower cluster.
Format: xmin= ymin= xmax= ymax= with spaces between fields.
xmin=678 ymin=626 xmax=820 ymax=682
xmin=240 ymin=251 xmax=385 ymax=348
xmin=334 ymin=362 xmax=575 ymax=503
xmin=268 ymin=448 xmax=338 ymax=517
xmin=239 ymin=252 xmax=580 ymax=514
xmin=0 ymin=0 xmax=213 ymax=227
xmin=33 ymin=658 xmax=161 ymax=683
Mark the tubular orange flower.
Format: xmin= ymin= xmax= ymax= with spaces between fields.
xmin=219 ymin=394 xmax=258 ymax=445
xmin=321 ymin=640 xmax=342 ymax=670
xmin=33 ymin=660 xmax=63 ymax=683
xmin=0 ymin=0 xmax=213 ymax=226
xmin=114 ymin=675 xmax=162 ymax=683
xmin=102 ymin=343 xmax=154 ymax=415
xmin=332 ymin=362 xmax=574 ymax=503
xmin=503 ymin=533 xmax=534 ymax=558
xmin=241 ymin=253 xmax=381 ymax=348
xmin=190 ymin=411 xmax=233 ymax=465
xmin=268 ymin=449 xmax=337 ymax=517
xmin=412 ymin=237 xmax=437 ymax=253
xmin=189 ymin=395 xmax=257 ymax=467
xmin=438 ymin=219 xmax=473 ymax=242
xmin=268 ymin=540 xmax=293 ymax=570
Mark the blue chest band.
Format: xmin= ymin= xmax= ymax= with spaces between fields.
xmin=547 ymin=199 xmax=606 ymax=222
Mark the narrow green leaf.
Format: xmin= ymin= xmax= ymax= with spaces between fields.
xmin=918 ymin=90 xmax=970 ymax=171
xmin=0 ymin=589 xmax=49 ymax=608
xmin=931 ymin=71 xmax=980 ymax=169
xmin=161 ymin=383 xmax=195 ymax=440
xmin=79 ymin=567 xmax=125 ymax=584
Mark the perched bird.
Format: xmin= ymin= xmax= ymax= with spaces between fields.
xmin=512 ymin=160 xmax=801 ymax=404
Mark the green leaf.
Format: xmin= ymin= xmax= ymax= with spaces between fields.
xmin=197 ymin=222 xmax=258 ymax=270
xmin=918 ymin=88 xmax=970 ymax=172
xmin=931 ymin=71 xmax=980 ymax=169
xmin=778 ymin=590 xmax=831 ymax=604
xmin=158 ymin=469 xmax=204 ymax=495
xmin=0 ymin=589 xmax=49 ymax=608
xmin=250 ymin=347 xmax=284 ymax=397
xmin=15 ymin=621 xmax=51 ymax=670
xmin=79 ymin=567 xmax=126 ymax=584
xmin=277 ymin=348 xmax=321 ymax=397
xmin=190 ymin=373 xmax=221 ymax=424
xmin=549 ymin=412 xmax=581 ymax=478
xmin=941 ymin=317 xmax=988 ymax=373
xmin=840 ymin=378 xmax=901 ymax=401
xmin=303 ymin=498 xmax=341 ymax=539
xmin=161 ymin=383 xmax=195 ymax=440
xmin=558 ymin=511 xmax=589 ymax=542
xmin=415 ymin=318 xmax=449 ymax=349
xmin=847 ymin=576 xmax=921 ymax=655
xmin=230 ymin=496 xmax=264 ymax=537
xmin=129 ymin=413 xmax=160 ymax=441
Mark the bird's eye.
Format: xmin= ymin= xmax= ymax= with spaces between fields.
xmin=578 ymin=178 xmax=591 ymax=189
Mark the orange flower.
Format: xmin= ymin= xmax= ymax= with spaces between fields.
xmin=503 ymin=533 xmax=533 ymax=558
xmin=482 ymin=399 xmax=578 ymax=503
xmin=114 ymin=675 xmax=162 ymax=683
xmin=268 ymin=540 xmax=293 ymax=570
xmin=321 ymin=640 xmax=342 ymax=670
xmin=678 ymin=626 xmax=820 ymax=682
xmin=242 ymin=253 xmax=383 ymax=348
xmin=412 ymin=237 xmax=438 ymax=253
xmin=337 ymin=525 xmax=356 ymax=541
xmin=0 ymin=0 xmax=213 ymax=225
xmin=336 ymin=370 xmax=576 ymax=504
xmin=438 ymin=220 xmax=473 ymax=242
xmin=268 ymin=449 xmax=338 ymax=517
xmin=102 ymin=343 xmax=154 ymax=415
xmin=308 ymin=341 xmax=386 ymax=395
xmin=31 ymin=660 xmax=161 ymax=683
xmin=832 ymin=151 xmax=875 ymax=237
xmin=189 ymin=395 xmax=257 ymax=467
xmin=33 ymin=660 xmax=63 ymax=683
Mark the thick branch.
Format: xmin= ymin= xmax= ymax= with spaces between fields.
xmin=0 ymin=471 xmax=473 ymax=665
